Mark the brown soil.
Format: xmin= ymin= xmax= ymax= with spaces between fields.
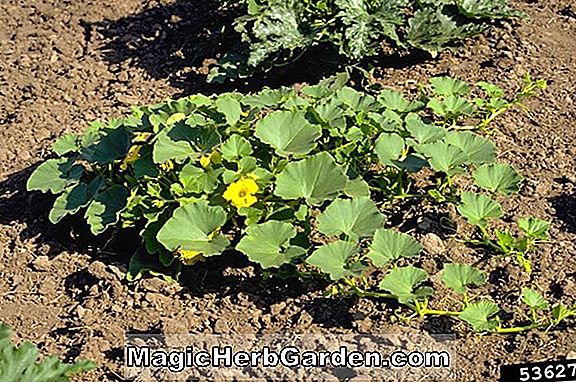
xmin=1 ymin=0 xmax=576 ymax=381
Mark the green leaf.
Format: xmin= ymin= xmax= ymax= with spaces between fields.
xmin=166 ymin=113 xmax=187 ymax=126
xmin=85 ymin=185 xmax=129 ymax=235
xmin=179 ymin=164 xmax=220 ymax=194
xmin=27 ymin=157 xmax=83 ymax=194
xmin=49 ymin=183 xmax=89 ymax=224
xmin=441 ymin=263 xmax=486 ymax=294
xmin=87 ymin=127 xmax=131 ymax=164
xmin=220 ymin=135 xmax=253 ymax=161
xmin=406 ymin=8 xmax=476 ymax=54
xmin=374 ymin=133 xmax=405 ymax=167
xmin=459 ymin=0 xmax=525 ymax=19
xmin=552 ymin=304 xmax=575 ymax=322
xmin=126 ymin=249 xmax=180 ymax=282
xmin=255 ymin=111 xmax=321 ymax=157
xmin=521 ymin=287 xmax=549 ymax=310
xmin=460 ymin=300 xmax=500 ymax=332
xmin=236 ymin=221 xmax=305 ymax=269
xmin=274 ymin=152 xmax=347 ymax=206
xmin=367 ymin=229 xmax=422 ymax=267
xmin=405 ymin=114 xmax=446 ymax=144
xmin=157 ymin=201 xmax=230 ymax=256
xmin=457 ymin=192 xmax=502 ymax=228
xmin=378 ymin=266 xmax=433 ymax=304
xmin=430 ymin=77 xmax=471 ymax=96
xmin=378 ymin=90 xmax=424 ymax=112
xmin=153 ymin=125 xmax=220 ymax=164
xmin=473 ymin=163 xmax=523 ymax=195
xmin=317 ymin=197 xmax=385 ymax=242
xmin=0 ymin=323 xmax=95 ymax=382
xmin=343 ymin=177 xmax=371 ymax=198
xmin=215 ymin=94 xmax=242 ymax=125
xmin=428 ymin=96 xmax=474 ymax=117
xmin=518 ymin=217 xmax=550 ymax=240
xmin=419 ymin=141 xmax=468 ymax=175
xmin=53 ymin=134 xmax=80 ymax=155
xmin=306 ymin=241 xmax=359 ymax=281
xmin=445 ymin=131 xmax=496 ymax=165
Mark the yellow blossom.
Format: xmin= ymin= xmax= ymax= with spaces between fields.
xmin=160 ymin=160 xmax=174 ymax=172
xmin=223 ymin=177 xmax=259 ymax=209
xmin=177 ymin=249 xmax=204 ymax=266
xmin=200 ymin=151 xmax=222 ymax=169
xmin=120 ymin=145 xmax=141 ymax=171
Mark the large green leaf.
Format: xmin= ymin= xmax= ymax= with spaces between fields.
xmin=457 ymin=192 xmax=502 ymax=228
xmin=220 ymin=135 xmax=253 ymax=161
xmin=84 ymin=185 xmax=129 ymax=235
xmin=87 ymin=127 xmax=131 ymax=164
xmin=378 ymin=266 xmax=433 ymax=304
xmin=445 ymin=131 xmax=496 ymax=165
xmin=215 ymin=94 xmax=242 ymax=125
xmin=459 ymin=300 xmax=500 ymax=332
xmin=406 ymin=8 xmax=476 ymax=54
xmin=153 ymin=124 xmax=220 ymax=164
xmin=236 ymin=221 xmax=305 ymax=269
xmin=26 ymin=157 xmax=83 ymax=194
xmin=274 ymin=152 xmax=347 ymax=205
xmin=317 ymin=197 xmax=384 ymax=242
xmin=179 ymin=164 xmax=220 ymax=194
xmin=255 ymin=110 xmax=322 ymax=157
xmin=378 ymin=90 xmax=424 ymax=113
xmin=441 ymin=263 xmax=486 ymax=294
xmin=374 ymin=133 xmax=405 ymax=167
xmin=367 ymin=229 xmax=422 ymax=267
xmin=430 ymin=76 xmax=471 ymax=96
xmin=52 ymin=134 xmax=80 ymax=156
xmin=419 ymin=141 xmax=467 ymax=175
xmin=472 ymin=163 xmax=523 ymax=195
xmin=306 ymin=240 xmax=359 ymax=281
xmin=405 ymin=114 xmax=446 ymax=144
xmin=49 ymin=183 xmax=88 ymax=224
xmin=156 ymin=201 xmax=229 ymax=256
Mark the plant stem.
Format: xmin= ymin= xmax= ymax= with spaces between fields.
xmin=495 ymin=322 xmax=546 ymax=334
xmin=421 ymin=309 xmax=462 ymax=317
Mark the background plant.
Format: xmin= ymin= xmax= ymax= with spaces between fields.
xmin=208 ymin=0 xmax=524 ymax=82
xmin=28 ymin=73 xmax=560 ymax=333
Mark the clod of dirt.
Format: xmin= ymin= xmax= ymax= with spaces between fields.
xmin=421 ymin=233 xmax=446 ymax=255
xmin=30 ymin=255 xmax=51 ymax=272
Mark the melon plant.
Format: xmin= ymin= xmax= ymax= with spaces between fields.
xmin=209 ymin=0 xmax=524 ymax=81
xmin=0 ymin=323 xmax=95 ymax=382
xmin=27 ymin=73 xmax=568 ymax=333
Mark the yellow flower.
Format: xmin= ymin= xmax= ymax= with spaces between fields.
xmin=160 ymin=160 xmax=174 ymax=172
xmin=120 ymin=145 xmax=141 ymax=171
xmin=223 ymin=177 xmax=259 ymax=209
xmin=200 ymin=151 xmax=222 ymax=169
xmin=177 ymin=249 xmax=204 ymax=266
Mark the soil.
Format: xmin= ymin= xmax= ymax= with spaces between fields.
xmin=1 ymin=0 xmax=576 ymax=381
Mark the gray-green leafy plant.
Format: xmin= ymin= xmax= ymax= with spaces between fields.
xmin=209 ymin=0 xmax=524 ymax=82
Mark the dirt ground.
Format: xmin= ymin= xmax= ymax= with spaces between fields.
xmin=1 ymin=0 xmax=576 ymax=381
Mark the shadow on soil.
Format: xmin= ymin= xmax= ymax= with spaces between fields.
xmin=549 ymin=194 xmax=576 ymax=233
xmin=92 ymin=0 xmax=431 ymax=96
